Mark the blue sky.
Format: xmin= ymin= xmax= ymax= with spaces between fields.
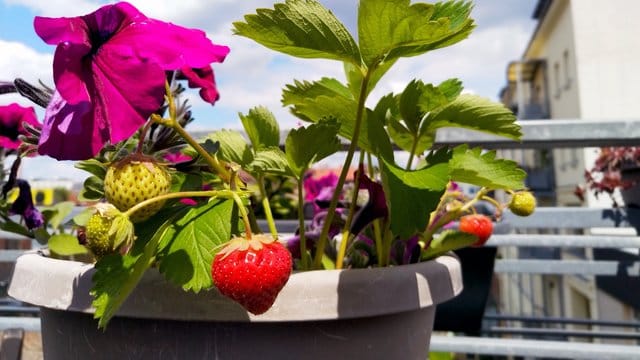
xmin=0 ymin=0 xmax=537 ymax=182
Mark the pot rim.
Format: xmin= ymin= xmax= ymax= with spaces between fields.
xmin=8 ymin=250 xmax=462 ymax=322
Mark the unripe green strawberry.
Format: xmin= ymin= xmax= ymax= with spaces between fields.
xmin=82 ymin=204 xmax=135 ymax=259
xmin=459 ymin=214 xmax=493 ymax=247
xmin=212 ymin=234 xmax=292 ymax=315
xmin=104 ymin=154 xmax=172 ymax=222
xmin=509 ymin=191 xmax=536 ymax=217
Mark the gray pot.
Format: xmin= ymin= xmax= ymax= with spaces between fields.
xmin=9 ymin=252 xmax=462 ymax=360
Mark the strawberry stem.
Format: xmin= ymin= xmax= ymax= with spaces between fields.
xmin=257 ymin=175 xmax=278 ymax=240
xmin=122 ymin=190 xmax=248 ymax=218
xmin=231 ymin=191 xmax=253 ymax=240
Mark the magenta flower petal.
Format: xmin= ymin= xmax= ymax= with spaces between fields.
xmin=128 ymin=19 xmax=229 ymax=69
xmin=0 ymin=103 xmax=41 ymax=150
xmin=179 ymin=66 xmax=220 ymax=105
xmin=38 ymin=91 xmax=106 ymax=160
xmin=34 ymin=1 xmax=229 ymax=160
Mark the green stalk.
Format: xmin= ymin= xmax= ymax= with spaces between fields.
xmin=312 ymin=69 xmax=373 ymax=269
xmin=296 ymin=176 xmax=309 ymax=270
xmin=335 ymin=150 xmax=365 ymax=269
xmin=405 ymin=135 xmax=419 ymax=170
xmin=123 ymin=190 xmax=241 ymax=218
xmin=258 ymin=174 xmax=279 ymax=239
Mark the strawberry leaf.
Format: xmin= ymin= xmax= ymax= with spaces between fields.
xmin=233 ymin=0 xmax=361 ymax=65
xmin=421 ymin=229 xmax=477 ymax=260
xmin=358 ymin=0 xmax=474 ymax=66
xmin=204 ymin=130 xmax=254 ymax=166
xmin=449 ymin=146 xmax=527 ymax=190
xmin=381 ymin=158 xmax=449 ymax=239
xmin=48 ymin=233 xmax=88 ymax=256
xmin=285 ymin=121 xmax=341 ymax=177
xmin=157 ymin=199 xmax=234 ymax=292
xmin=240 ymin=106 xmax=280 ymax=151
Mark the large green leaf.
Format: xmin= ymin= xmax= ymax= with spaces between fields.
xmin=91 ymin=209 xmax=181 ymax=329
xmin=358 ymin=0 xmax=474 ymax=66
xmin=239 ymin=106 xmax=280 ymax=151
xmin=233 ymin=0 xmax=361 ymax=65
xmin=285 ymin=121 xmax=341 ymax=177
xmin=425 ymin=94 xmax=522 ymax=140
xmin=283 ymin=79 xmax=392 ymax=159
xmin=449 ymin=146 xmax=527 ymax=190
xmin=381 ymin=158 xmax=449 ymax=239
xmin=248 ymin=147 xmax=293 ymax=177
xmin=48 ymin=234 xmax=88 ymax=256
xmin=205 ymin=130 xmax=254 ymax=166
xmin=158 ymin=199 xmax=234 ymax=292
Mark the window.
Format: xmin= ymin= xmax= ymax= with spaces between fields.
xmin=563 ymin=50 xmax=572 ymax=89
xmin=554 ymin=62 xmax=561 ymax=98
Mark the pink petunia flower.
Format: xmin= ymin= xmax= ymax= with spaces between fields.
xmin=34 ymin=1 xmax=230 ymax=160
xmin=0 ymin=103 xmax=41 ymax=150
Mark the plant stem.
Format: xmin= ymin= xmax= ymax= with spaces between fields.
xmin=135 ymin=120 xmax=154 ymax=154
xmin=124 ymin=190 xmax=222 ymax=218
xmin=312 ymin=69 xmax=372 ymax=269
xmin=156 ymin=81 xmax=232 ymax=184
xmin=406 ymin=135 xmax=419 ymax=170
xmin=257 ymin=174 xmax=278 ymax=240
xmin=231 ymin=191 xmax=253 ymax=240
xmin=296 ymin=175 xmax=308 ymax=270
xmin=335 ymin=150 xmax=365 ymax=269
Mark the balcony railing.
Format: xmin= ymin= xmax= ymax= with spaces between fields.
xmin=2 ymin=118 xmax=640 ymax=359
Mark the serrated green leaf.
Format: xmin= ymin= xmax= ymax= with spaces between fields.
xmin=449 ymin=146 xmax=527 ymax=190
xmin=381 ymin=158 xmax=449 ymax=239
xmin=437 ymin=78 xmax=463 ymax=101
xmin=285 ymin=121 xmax=341 ymax=177
xmin=48 ymin=234 xmax=88 ymax=256
xmin=240 ymin=106 xmax=280 ymax=151
xmin=78 ymin=176 xmax=104 ymax=201
xmin=204 ymin=130 xmax=253 ymax=166
xmin=75 ymin=158 xmax=107 ymax=178
xmin=248 ymin=147 xmax=293 ymax=176
xmin=158 ymin=199 xmax=234 ymax=292
xmin=421 ymin=229 xmax=477 ymax=260
xmin=91 ymin=210 xmax=178 ymax=328
xmin=358 ymin=0 xmax=474 ymax=65
xmin=282 ymin=78 xmax=353 ymax=108
xmin=425 ymin=94 xmax=522 ymax=140
xmin=283 ymin=80 xmax=392 ymax=159
xmin=233 ymin=0 xmax=360 ymax=64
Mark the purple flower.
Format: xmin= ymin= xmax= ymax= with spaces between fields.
xmin=303 ymin=172 xmax=339 ymax=213
xmin=10 ymin=180 xmax=44 ymax=230
xmin=34 ymin=1 xmax=230 ymax=160
xmin=178 ymin=66 xmax=220 ymax=105
xmin=0 ymin=103 xmax=41 ymax=150
xmin=350 ymin=165 xmax=388 ymax=236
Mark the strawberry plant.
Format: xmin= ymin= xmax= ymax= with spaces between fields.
xmin=1 ymin=0 xmax=538 ymax=329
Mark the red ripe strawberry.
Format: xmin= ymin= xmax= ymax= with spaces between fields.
xmin=459 ymin=214 xmax=493 ymax=247
xmin=212 ymin=234 xmax=292 ymax=315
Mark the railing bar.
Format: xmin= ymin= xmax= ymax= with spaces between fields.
xmin=430 ymin=335 xmax=640 ymax=359
xmin=485 ymin=314 xmax=640 ymax=328
xmin=487 ymin=234 xmax=640 ymax=248
xmin=493 ymin=259 xmax=637 ymax=276
xmin=486 ymin=327 xmax=640 ymax=340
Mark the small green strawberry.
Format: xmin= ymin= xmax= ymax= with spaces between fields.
xmin=459 ymin=214 xmax=493 ymax=247
xmin=104 ymin=154 xmax=172 ymax=222
xmin=509 ymin=190 xmax=536 ymax=217
xmin=82 ymin=203 xmax=135 ymax=259
xmin=212 ymin=234 xmax=293 ymax=315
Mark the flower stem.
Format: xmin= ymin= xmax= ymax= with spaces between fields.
xmin=258 ymin=174 xmax=279 ymax=240
xmin=312 ymin=68 xmax=372 ymax=269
